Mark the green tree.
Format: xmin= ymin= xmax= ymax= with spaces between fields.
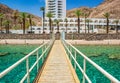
xmin=75 ymin=10 xmax=82 ymax=33
xmin=46 ymin=12 xmax=53 ymax=33
xmin=64 ymin=18 xmax=68 ymax=33
xmin=40 ymin=7 xmax=45 ymax=33
xmin=32 ymin=21 xmax=36 ymax=26
xmin=26 ymin=21 xmax=30 ymax=30
xmin=3 ymin=20 xmax=11 ymax=34
xmin=27 ymin=14 xmax=33 ymax=33
xmin=83 ymin=12 xmax=90 ymax=34
xmin=0 ymin=13 xmax=4 ymax=32
xmin=20 ymin=13 xmax=27 ymax=34
xmin=54 ymin=19 xmax=60 ymax=33
xmin=114 ymin=20 xmax=119 ymax=34
xmin=13 ymin=10 xmax=19 ymax=28
xmin=103 ymin=12 xmax=110 ymax=34
xmin=18 ymin=17 xmax=23 ymax=29
xmin=86 ymin=19 xmax=91 ymax=33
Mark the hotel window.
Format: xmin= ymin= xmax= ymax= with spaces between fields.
xmin=70 ymin=24 xmax=74 ymax=27
xmin=44 ymin=28 xmax=47 ymax=30
xmin=37 ymin=28 xmax=41 ymax=30
xmin=44 ymin=24 xmax=47 ymax=26
xmin=95 ymin=20 xmax=98 ymax=23
xmin=61 ymin=28 xmax=65 ymax=30
xmin=70 ymin=19 xmax=74 ymax=22
xmin=75 ymin=20 xmax=78 ymax=22
xmin=67 ymin=28 xmax=71 ymax=30
xmin=31 ymin=28 xmax=35 ymax=30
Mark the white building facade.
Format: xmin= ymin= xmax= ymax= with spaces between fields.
xmin=43 ymin=18 xmax=120 ymax=33
xmin=27 ymin=0 xmax=120 ymax=34
xmin=45 ymin=0 xmax=66 ymax=18
xmin=43 ymin=0 xmax=120 ymax=34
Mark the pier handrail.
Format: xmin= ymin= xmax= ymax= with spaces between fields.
xmin=62 ymin=39 xmax=120 ymax=83
xmin=0 ymin=39 xmax=54 ymax=83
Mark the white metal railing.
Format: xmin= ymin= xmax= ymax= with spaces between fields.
xmin=62 ymin=39 xmax=120 ymax=83
xmin=0 ymin=39 xmax=54 ymax=83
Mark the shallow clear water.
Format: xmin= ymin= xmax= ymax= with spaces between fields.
xmin=0 ymin=45 xmax=120 ymax=83
xmin=0 ymin=45 xmax=43 ymax=83
xmin=74 ymin=45 xmax=120 ymax=83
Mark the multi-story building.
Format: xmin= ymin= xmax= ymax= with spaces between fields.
xmin=45 ymin=0 xmax=66 ymax=18
xmin=33 ymin=0 xmax=120 ymax=34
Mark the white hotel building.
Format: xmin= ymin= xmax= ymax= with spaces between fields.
xmin=28 ymin=0 xmax=120 ymax=34
xmin=45 ymin=0 xmax=66 ymax=18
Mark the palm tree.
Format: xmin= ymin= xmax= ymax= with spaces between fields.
xmin=18 ymin=17 xmax=23 ymax=29
xmin=75 ymin=10 xmax=82 ymax=33
xmin=103 ymin=12 xmax=110 ymax=34
xmin=0 ymin=13 xmax=4 ymax=32
xmin=54 ymin=19 xmax=60 ymax=33
xmin=3 ymin=20 xmax=11 ymax=34
xmin=20 ymin=13 xmax=27 ymax=34
xmin=13 ymin=10 xmax=19 ymax=28
xmin=32 ymin=21 xmax=36 ymax=26
xmin=46 ymin=12 xmax=53 ymax=33
xmin=51 ymin=20 xmax=54 ymax=32
xmin=27 ymin=14 xmax=33 ymax=33
xmin=114 ymin=20 xmax=119 ymax=34
xmin=83 ymin=12 xmax=90 ymax=34
xmin=86 ymin=19 xmax=91 ymax=33
xmin=64 ymin=18 xmax=68 ymax=33
xmin=40 ymin=7 xmax=45 ymax=33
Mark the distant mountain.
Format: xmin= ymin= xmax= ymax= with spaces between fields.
xmin=0 ymin=3 xmax=42 ymax=28
xmin=67 ymin=0 xmax=120 ymax=19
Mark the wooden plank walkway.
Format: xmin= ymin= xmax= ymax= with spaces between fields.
xmin=35 ymin=40 xmax=80 ymax=83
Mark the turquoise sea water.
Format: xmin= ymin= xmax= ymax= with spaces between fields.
xmin=0 ymin=45 xmax=43 ymax=83
xmin=73 ymin=45 xmax=120 ymax=83
xmin=0 ymin=45 xmax=120 ymax=83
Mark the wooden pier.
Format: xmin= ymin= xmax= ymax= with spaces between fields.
xmin=35 ymin=40 xmax=80 ymax=83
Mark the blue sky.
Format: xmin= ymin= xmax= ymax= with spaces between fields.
xmin=0 ymin=0 xmax=104 ymax=17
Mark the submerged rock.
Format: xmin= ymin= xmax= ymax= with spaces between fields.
xmin=109 ymin=54 xmax=120 ymax=59
xmin=0 ymin=52 xmax=9 ymax=56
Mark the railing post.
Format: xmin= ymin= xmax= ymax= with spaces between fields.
xmin=44 ymin=44 xmax=46 ymax=57
xmin=66 ymin=44 xmax=68 ymax=55
xmin=36 ymin=50 xmax=39 ymax=72
xmin=68 ymin=45 xmax=71 ymax=59
xmin=83 ymin=58 xmax=86 ymax=83
xmin=70 ymin=46 xmax=72 ymax=61
xmin=111 ymin=81 xmax=114 ymax=83
xmin=74 ymin=50 xmax=76 ymax=70
xmin=42 ymin=47 xmax=44 ymax=63
xmin=26 ymin=58 xmax=30 ymax=83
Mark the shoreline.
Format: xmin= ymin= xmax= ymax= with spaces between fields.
xmin=0 ymin=39 xmax=50 ymax=45
xmin=0 ymin=39 xmax=120 ymax=45
xmin=66 ymin=40 xmax=120 ymax=45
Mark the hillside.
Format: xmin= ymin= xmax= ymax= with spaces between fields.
xmin=67 ymin=0 xmax=120 ymax=19
xmin=0 ymin=3 xmax=42 ymax=28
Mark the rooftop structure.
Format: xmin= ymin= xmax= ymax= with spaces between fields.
xmin=45 ymin=0 xmax=66 ymax=18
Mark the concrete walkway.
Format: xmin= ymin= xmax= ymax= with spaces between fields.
xmin=35 ymin=40 xmax=79 ymax=83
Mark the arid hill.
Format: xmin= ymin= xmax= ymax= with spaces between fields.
xmin=67 ymin=0 xmax=120 ymax=19
xmin=0 ymin=3 xmax=42 ymax=28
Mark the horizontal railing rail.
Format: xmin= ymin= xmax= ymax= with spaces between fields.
xmin=0 ymin=39 xmax=54 ymax=83
xmin=62 ymin=39 xmax=120 ymax=83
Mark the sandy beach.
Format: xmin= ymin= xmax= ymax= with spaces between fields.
xmin=66 ymin=40 xmax=120 ymax=45
xmin=0 ymin=39 xmax=120 ymax=45
xmin=0 ymin=39 xmax=50 ymax=44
